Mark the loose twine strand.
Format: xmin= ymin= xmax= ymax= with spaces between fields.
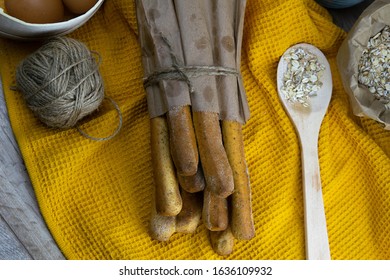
xmin=15 ymin=37 xmax=122 ymax=141
xmin=77 ymin=96 xmax=123 ymax=142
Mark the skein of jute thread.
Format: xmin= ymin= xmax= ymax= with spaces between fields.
xmin=15 ymin=36 xmax=122 ymax=141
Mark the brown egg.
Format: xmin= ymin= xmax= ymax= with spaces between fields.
xmin=5 ymin=0 xmax=65 ymax=24
xmin=62 ymin=0 xmax=97 ymax=15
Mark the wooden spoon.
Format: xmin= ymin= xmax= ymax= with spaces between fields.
xmin=277 ymin=43 xmax=332 ymax=260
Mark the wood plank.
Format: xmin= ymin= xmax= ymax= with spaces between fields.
xmin=0 ymin=80 xmax=65 ymax=260
xmin=0 ymin=215 xmax=32 ymax=260
xmin=326 ymin=0 xmax=374 ymax=31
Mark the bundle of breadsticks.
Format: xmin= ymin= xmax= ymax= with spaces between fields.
xmin=136 ymin=0 xmax=254 ymax=256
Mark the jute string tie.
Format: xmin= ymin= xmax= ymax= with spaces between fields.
xmin=143 ymin=32 xmax=239 ymax=94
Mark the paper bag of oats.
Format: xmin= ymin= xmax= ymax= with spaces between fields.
xmin=337 ymin=0 xmax=390 ymax=128
xmin=135 ymin=0 xmax=254 ymax=255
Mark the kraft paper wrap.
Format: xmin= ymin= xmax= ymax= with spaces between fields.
xmin=337 ymin=0 xmax=390 ymax=129
xmin=136 ymin=0 xmax=250 ymax=124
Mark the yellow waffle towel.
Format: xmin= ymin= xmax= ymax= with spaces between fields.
xmin=1 ymin=0 xmax=389 ymax=260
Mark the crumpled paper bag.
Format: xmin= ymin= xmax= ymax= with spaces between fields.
xmin=337 ymin=0 xmax=390 ymax=128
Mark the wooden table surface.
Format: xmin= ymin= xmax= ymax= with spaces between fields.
xmin=0 ymin=0 xmax=374 ymax=260
xmin=0 ymin=81 xmax=65 ymax=259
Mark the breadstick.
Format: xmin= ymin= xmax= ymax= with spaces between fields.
xmin=177 ymin=163 xmax=205 ymax=193
xmin=150 ymin=116 xmax=182 ymax=216
xmin=222 ymin=120 xmax=255 ymax=240
xmin=209 ymin=226 xmax=234 ymax=256
xmin=167 ymin=106 xmax=198 ymax=176
xmin=176 ymin=188 xmax=203 ymax=234
xmin=202 ymin=187 xmax=229 ymax=231
xmin=149 ymin=205 xmax=176 ymax=242
xmin=193 ymin=111 xmax=234 ymax=198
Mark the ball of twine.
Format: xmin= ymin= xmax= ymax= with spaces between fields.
xmin=16 ymin=36 xmax=104 ymax=129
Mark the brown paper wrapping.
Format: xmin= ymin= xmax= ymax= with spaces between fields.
xmin=337 ymin=0 xmax=390 ymax=129
xmin=136 ymin=0 xmax=250 ymax=124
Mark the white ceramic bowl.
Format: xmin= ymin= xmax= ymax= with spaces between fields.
xmin=0 ymin=0 xmax=104 ymax=40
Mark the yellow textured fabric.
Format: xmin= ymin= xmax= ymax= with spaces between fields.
xmin=1 ymin=0 xmax=389 ymax=260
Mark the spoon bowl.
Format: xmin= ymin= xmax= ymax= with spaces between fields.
xmin=277 ymin=43 xmax=332 ymax=260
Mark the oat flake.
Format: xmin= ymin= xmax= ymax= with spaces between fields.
xmin=358 ymin=25 xmax=390 ymax=104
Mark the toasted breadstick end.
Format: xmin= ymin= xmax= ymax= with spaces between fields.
xmin=178 ymin=163 xmax=205 ymax=193
xmin=149 ymin=207 xmax=176 ymax=242
xmin=222 ymin=120 xmax=255 ymax=240
xmin=193 ymin=111 xmax=234 ymax=198
xmin=150 ymin=116 xmax=182 ymax=216
xmin=202 ymin=187 xmax=229 ymax=231
xmin=209 ymin=226 xmax=235 ymax=256
xmin=167 ymin=106 xmax=198 ymax=176
xmin=176 ymin=189 xmax=203 ymax=233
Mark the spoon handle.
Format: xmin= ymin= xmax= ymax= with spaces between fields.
xmin=300 ymin=135 xmax=331 ymax=260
